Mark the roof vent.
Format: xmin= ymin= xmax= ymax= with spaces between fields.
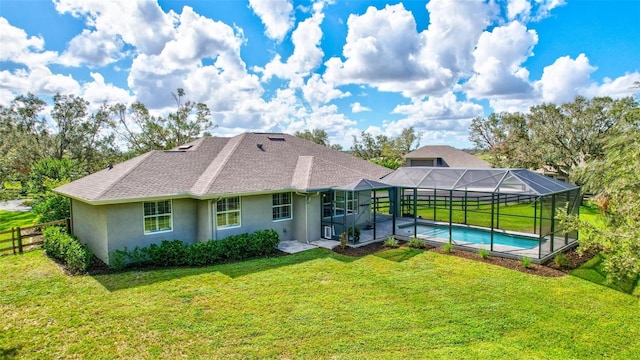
xmin=178 ymin=144 xmax=193 ymax=150
xmin=268 ymin=136 xmax=285 ymax=141
xmin=257 ymin=143 xmax=265 ymax=151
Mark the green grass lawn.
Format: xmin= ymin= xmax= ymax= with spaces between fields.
xmin=1 ymin=249 xmax=638 ymax=359
xmin=413 ymin=201 xmax=592 ymax=234
xmin=0 ymin=210 xmax=36 ymax=232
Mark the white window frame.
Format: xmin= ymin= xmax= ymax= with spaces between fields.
xmin=216 ymin=197 xmax=241 ymax=229
xmin=143 ymin=200 xmax=173 ymax=235
xmin=272 ymin=192 xmax=293 ymax=222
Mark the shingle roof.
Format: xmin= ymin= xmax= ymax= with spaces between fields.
xmin=55 ymin=133 xmax=392 ymax=204
xmin=404 ymin=145 xmax=490 ymax=168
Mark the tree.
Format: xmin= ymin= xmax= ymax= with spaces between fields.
xmin=111 ymin=88 xmax=214 ymax=153
xmin=294 ymin=128 xmax=343 ymax=151
xmin=469 ymin=96 xmax=638 ymax=180
xmin=469 ymin=112 xmax=534 ymax=168
xmin=350 ymin=131 xmax=389 ymax=160
xmin=559 ymin=104 xmax=640 ymax=282
xmin=351 ymin=127 xmax=422 ymax=169
xmin=295 ymin=129 xmax=329 ymax=146
xmin=382 ymin=127 xmax=423 ymax=161
xmin=0 ymin=94 xmax=49 ymax=191
xmin=527 ymin=96 xmax=622 ymax=180
xmin=29 ymin=158 xmax=78 ymax=223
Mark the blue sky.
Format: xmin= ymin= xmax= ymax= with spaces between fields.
xmin=1 ymin=0 xmax=638 ymax=148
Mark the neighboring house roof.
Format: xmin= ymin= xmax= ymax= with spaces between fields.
xmin=55 ymin=133 xmax=391 ymax=204
xmin=382 ymin=167 xmax=578 ymax=195
xmin=404 ymin=145 xmax=490 ymax=168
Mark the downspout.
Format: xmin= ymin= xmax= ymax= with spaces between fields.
xmin=295 ymin=191 xmax=318 ymax=244
xmin=209 ymin=198 xmax=219 ymax=241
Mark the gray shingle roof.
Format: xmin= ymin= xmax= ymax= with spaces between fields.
xmin=55 ymin=133 xmax=391 ymax=204
xmin=404 ymin=145 xmax=490 ymax=168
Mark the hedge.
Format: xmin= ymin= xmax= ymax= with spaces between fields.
xmin=43 ymin=226 xmax=94 ymax=273
xmin=110 ymin=229 xmax=280 ymax=270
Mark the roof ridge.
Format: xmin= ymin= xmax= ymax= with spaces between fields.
xmin=191 ymin=133 xmax=247 ymax=195
xmin=94 ymin=151 xmax=157 ymax=200
xmin=291 ymin=156 xmax=315 ymax=189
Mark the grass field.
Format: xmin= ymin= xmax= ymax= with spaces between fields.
xmin=1 ymin=248 xmax=639 ymax=359
xmin=0 ymin=210 xmax=36 ymax=232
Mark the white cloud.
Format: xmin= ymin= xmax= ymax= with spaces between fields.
xmin=466 ymin=21 xmax=537 ymax=98
xmin=392 ymin=92 xmax=484 ymax=122
xmin=582 ymin=72 xmax=640 ymax=98
xmin=248 ymin=0 xmax=294 ymax=42
xmin=533 ymin=0 xmax=566 ymax=20
xmin=58 ymin=29 xmax=124 ymax=67
xmin=324 ymin=1 xmax=497 ymax=97
xmin=0 ymin=65 xmax=80 ymax=98
xmin=507 ymin=0 xmax=532 ymax=20
xmin=257 ymin=5 xmax=325 ymax=86
xmin=302 ymin=74 xmax=349 ymax=109
xmin=128 ymin=6 xmax=252 ymax=109
xmin=537 ymin=53 xmax=596 ymax=103
xmin=54 ymin=0 xmax=176 ymax=56
xmin=81 ymin=72 xmax=134 ymax=109
xmin=0 ymin=17 xmax=58 ymax=67
xmin=351 ymin=102 xmax=371 ymax=113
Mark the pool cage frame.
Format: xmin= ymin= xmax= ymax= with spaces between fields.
xmin=382 ymin=168 xmax=581 ymax=262
xmin=320 ymin=179 xmax=397 ymax=245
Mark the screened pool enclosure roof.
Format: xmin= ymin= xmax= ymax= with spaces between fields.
xmin=381 ymin=167 xmax=578 ymax=196
xmin=333 ymin=178 xmax=392 ymax=191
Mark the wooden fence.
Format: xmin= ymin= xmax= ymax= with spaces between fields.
xmin=0 ymin=219 xmax=70 ymax=255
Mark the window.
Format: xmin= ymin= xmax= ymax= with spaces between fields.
xmin=272 ymin=192 xmax=292 ymax=221
xmin=216 ymin=197 xmax=241 ymax=228
xmin=143 ymin=200 xmax=172 ymax=234
xmin=334 ymin=191 xmax=358 ymax=216
xmin=322 ymin=193 xmax=332 ymax=218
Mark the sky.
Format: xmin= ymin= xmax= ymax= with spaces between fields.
xmin=1 ymin=0 xmax=639 ymax=149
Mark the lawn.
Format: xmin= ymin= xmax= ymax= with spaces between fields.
xmin=0 ymin=210 xmax=36 ymax=232
xmin=1 ymin=248 xmax=639 ymax=359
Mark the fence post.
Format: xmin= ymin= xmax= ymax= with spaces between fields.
xmin=12 ymin=228 xmax=16 ymax=255
xmin=16 ymin=227 xmax=22 ymax=254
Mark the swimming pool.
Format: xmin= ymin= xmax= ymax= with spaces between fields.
xmin=411 ymin=224 xmax=539 ymax=249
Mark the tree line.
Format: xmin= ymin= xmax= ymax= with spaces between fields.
xmin=0 ymin=89 xmax=213 ymax=221
xmin=470 ymin=95 xmax=640 ymax=282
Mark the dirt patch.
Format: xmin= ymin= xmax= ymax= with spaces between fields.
xmin=332 ymin=240 xmax=592 ymax=278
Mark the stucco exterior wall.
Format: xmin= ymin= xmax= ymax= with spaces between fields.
xmin=105 ymin=198 xmax=198 ymax=260
xmin=214 ymin=193 xmax=294 ymax=241
xmin=71 ymin=199 xmax=108 ymax=263
xmin=196 ymin=199 xmax=211 ymax=242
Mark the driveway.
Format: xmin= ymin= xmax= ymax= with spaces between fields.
xmin=0 ymin=200 xmax=32 ymax=212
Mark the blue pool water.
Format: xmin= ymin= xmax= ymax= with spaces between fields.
xmin=413 ymin=225 xmax=539 ymax=249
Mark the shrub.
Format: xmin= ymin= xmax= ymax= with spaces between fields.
xmin=479 ymin=249 xmax=490 ymax=259
xmin=554 ymin=253 xmax=570 ymax=267
xmin=108 ymin=229 xmax=279 ymax=269
xmin=384 ymin=237 xmax=398 ymax=248
xmin=408 ymin=237 xmax=423 ymax=249
xmin=348 ymin=226 xmax=360 ymax=243
xmin=339 ymin=232 xmax=347 ymax=250
xmin=442 ymin=242 xmax=453 ymax=253
xmin=43 ymin=226 xmax=93 ymax=273
xmin=521 ymin=256 xmax=532 ymax=268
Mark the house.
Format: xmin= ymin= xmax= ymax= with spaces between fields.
xmin=404 ymin=145 xmax=490 ymax=168
xmin=54 ymin=133 xmax=391 ymax=265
